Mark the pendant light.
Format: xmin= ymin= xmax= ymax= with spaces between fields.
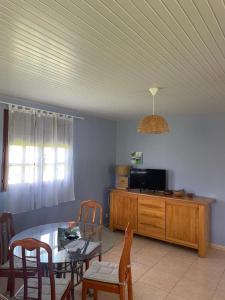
xmin=137 ymin=87 xmax=169 ymax=134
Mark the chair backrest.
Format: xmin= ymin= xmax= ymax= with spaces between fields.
xmin=77 ymin=200 xmax=103 ymax=225
xmin=9 ymin=238 xmax=56 ymax=300
xmin=119 ymin=223 xmax=133 ymax=284
xmin=0 ymin=212 xmax=14 ymax=265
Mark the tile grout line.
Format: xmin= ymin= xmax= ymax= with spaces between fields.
xmin=132 ymin=247 xmax=177 ymax=293
xmin=209 ymin=265 xmax=225 ymax=300
xmin=165 ymin=254 xmax=198 ymax=299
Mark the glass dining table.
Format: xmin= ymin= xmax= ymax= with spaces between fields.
xmin=10 ymin=221 xmax=120 ymax=299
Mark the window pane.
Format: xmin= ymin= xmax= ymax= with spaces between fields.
xmin=8 ymin=166 xmax=22 ymax=184
xmin=24 ymin=166 xmax=37 ymax=183
xmin=57 ymin=165 xmax=65 ymax=180
xmin=43 ymin=165 xmax=54 ymax=182
xmin=57 ymin=148 xmax=65 ymax=163
xmin=44 ymin=147 xmax=55 ymax=164
xmin=9 ymin=146 xmax=23 ymax=164
xmin=40 ymin=233 xmax=50 ymax=244
xmin=25 ymin=146 xmax=38 ymax=164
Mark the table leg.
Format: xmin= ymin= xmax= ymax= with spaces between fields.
xmin=71 ymin=267 xmax=75 ymax=300
xmin=56 ymin=263 xmax=64 ymax=278
xmin=70 ymin=261 xmax=85 ymax=300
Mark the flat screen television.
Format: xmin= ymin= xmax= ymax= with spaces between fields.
xmin=129 ymin=168 xmax=167 ymax=191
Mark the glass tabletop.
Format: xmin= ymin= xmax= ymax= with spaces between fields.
xmin=10 ymin=222 xmax=119 ymax=264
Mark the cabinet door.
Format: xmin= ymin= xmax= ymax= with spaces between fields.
xmin=166 ymin=201 xmax=199 ymax=248
xmin=138 ymin=196 xmax=165 ymax=240
xmin=110 ymin=192 xmax=138 ymax=231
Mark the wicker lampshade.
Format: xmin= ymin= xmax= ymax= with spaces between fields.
xmin=138 ymin=115 xmax=169 ymax=134
xmin=138 ymin=87 xmax=169 ymax=134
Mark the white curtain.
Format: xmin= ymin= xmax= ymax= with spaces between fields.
xmin=4 ymin=107 xmax=75 ymax=213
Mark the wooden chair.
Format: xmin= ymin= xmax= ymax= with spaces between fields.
xmin=0 ymin=213 xmax=14 ymax=266
xmin=9 ymin=238 xmax=72 ymax=300
xmin=0 ymin=213 xmax=30 ymax=291
xmin=77 ymin=200 xmax=103 ymax=269
xmin=77 ymin=200 xmax=103 ymax=225
xmin=81 ymin=223 xmax=133 ymax=300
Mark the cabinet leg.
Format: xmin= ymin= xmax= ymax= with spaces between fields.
xmin=198 ymin=205 xmax=209 ymax=258
xmin=198 ymin=247 xmax=206 ymax=258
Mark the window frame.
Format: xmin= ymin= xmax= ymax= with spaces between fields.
xmin=1 ymin=109 xmax=68 ymax=188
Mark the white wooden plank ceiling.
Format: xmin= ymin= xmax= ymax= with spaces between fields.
xmin=0 ymin=0 xmax=225 ymax=119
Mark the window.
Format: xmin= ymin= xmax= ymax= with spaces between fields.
xmin=1 ymin=107 xmax=74 ymax=214
xmin=8 ymin=145 xmax=67 ymax=185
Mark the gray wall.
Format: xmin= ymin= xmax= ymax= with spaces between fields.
xmin=116 ymin=116 xmax=225 ymax=246
xmin=0 ymin=98 xmax=116 ymax=232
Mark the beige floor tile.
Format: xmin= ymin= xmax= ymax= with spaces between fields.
xmin=0 ymin=277 xmax=8 ymax=294
xmin=97 ymin=292 xmax=119 ymax=300
xmin=152 ymin=258 xmax=191 ymax=277
xmin=139 ymin=267 xmax=181 ymax=292
xmin=192 ymin=257 xmax=225 ymax=273
xmin=208 ymin=248 xmax=225 ymax=259
xmin=169 ymin=277 xmax=216 ymax=300
xmin=184 ymin=263 xmax=223 ymax=289
xmin=166 ymin=294 xmax=189 ymax=300
xmin=167 ymin=244 xmax=198 ymax=259
xmin=144 ymin=240 xmax=173 ymax=253
xmin=131 ymin=262 xmax=151 ymax=283
xmin=133 ymin=241 xmax=171 ymax=267
xmin=132 ymin=251 xmax=164 ymax=267
xmin=133 ymin=235 xmax=153 ymax=245
xmin=214 ymin=271 xmax=225 ymax=292
xmin=212 ymin=288 xmax=225 ymax=300
xmin=112 ymin=231 xmax=125 ymax=245
xmin=132 ymin=240 xmax=153 ymax=254
xmin=102 ymin=248 xmax=121 ymax=263
xmin=111 ymin=241 xmax=124 ymax=252
xmin=76 ymin=283 xmax=124 ymax=299
xmin=156 ymin=248 xmax=197 ymax=266
xmin=134 ymin=281 xmax=168 ymax=300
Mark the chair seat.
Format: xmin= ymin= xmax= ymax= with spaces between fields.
xmin=65 ymin=240 xmax=101 ymax=256
xmin=83 ymin=261 xmax=119 ymax=284
xmin=15 ymin=277 xmax=71 ymax=300
xmin=0 ymin=257 xmax=36 ymax=270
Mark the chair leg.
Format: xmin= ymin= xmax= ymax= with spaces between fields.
xmin=82 ymin=281 xmax=88 ymax=300
xmin=6 ymin=277 xmax=11 ymax=292
xmin=98 ymin=254 xmax=102 ymax=262
xmin=85 ymin=260 xmax=89 ymax=270
xmin=66 ymin=293 xmax=71 ymax=300
xmin=93 ymin=289 xmax=98 ymax=300
xmin=127 ymin=272 xmax=133 ymax=300
xmin=119 ymin=285 xmax=126 ymax=300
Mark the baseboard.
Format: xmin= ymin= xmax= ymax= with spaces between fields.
xmin=210 ymin=243 xmax=225 ymax=251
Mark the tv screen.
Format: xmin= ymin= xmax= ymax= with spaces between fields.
xmin=129 ymin=168 xmax=166 ymax=191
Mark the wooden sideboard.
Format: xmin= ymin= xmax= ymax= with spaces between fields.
xmin=109 ymin=189 xmax=215 ymax=257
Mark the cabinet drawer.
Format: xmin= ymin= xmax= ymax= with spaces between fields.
xmin=138 ymin=223 xmax=165 ymax=239
xmin=139 ymin=210 xmax=165 ymax=228
xmin=138 ymin=196 xmax=165 ymax=212
xmin=138 ymin=198 xmax=165 ymax=239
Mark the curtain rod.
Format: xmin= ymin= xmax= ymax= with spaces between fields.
xmin=0 ymin=100 xmax=84 ymax=120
